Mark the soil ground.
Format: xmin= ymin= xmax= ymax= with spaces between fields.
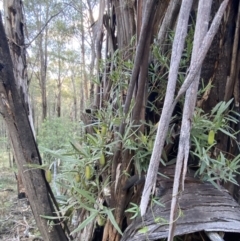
xmin=0 ymin=161 xmax=42 ymax=241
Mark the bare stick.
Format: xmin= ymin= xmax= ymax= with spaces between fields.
xmin=157 ymin=0 xmax=181 ymax=46
xmin=26 ymin=11 xmax=63 ymax=47
xmin=140 ymin=0 xmax=193 ymax=216
xmin=173 ymin=0 xmax=230 ymax=104
xmin=124 ymin=0 xmax=156 ymax=115
xmin=167 ymin=1 xmax=212 ymax=240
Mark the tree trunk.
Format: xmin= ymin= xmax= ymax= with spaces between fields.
xmin=80 ymin=1 xmax=88 ymax=107
xmin=40 ymin=32 xmax=48 ymax=121
xmin=56 ymin=54 xmax=62 ymax=117
xmin=0 ymin=12 xmax=68 ymax=241
xmin=87 ymin=0 xmax=96 ymax=102
xmin=71 ymin=75 xmax=77 ymax=121
xmin=3 ymin=0 xmax=37 ymax=199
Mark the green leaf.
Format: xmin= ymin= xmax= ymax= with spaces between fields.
xmin=219 ymin=128 xmax=236 ymax=139
xmin=70 ymin=211 xmax=98 ymax=235
xmin=125 ymin=203 xmax=140 ymax=219
xmin=138 ymin=226 xmax=148 ymax=234
xmin=73 ymin=186 xmax=96 ymax=204
xmin=40 ymin=215 xmax=62 ymax=220
xmin=104 ymin=208 xmax=123 ymax=235
xmin=152 ymin=198 xmax=165 ymax=207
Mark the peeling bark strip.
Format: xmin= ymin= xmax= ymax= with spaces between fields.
xmin=140 ymin=0 xmax=194 ymax=217
xmin=0 ymin=13 xmax=68 ymax=241
xmin=121 ymin=166 xmax=240 ymax=241
xmin=167 ymin=1 xmax=213 ymax=240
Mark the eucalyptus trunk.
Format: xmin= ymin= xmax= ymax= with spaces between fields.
xmin=0 ymin=11 xmax=68 ymax=241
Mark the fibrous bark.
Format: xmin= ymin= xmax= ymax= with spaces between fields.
xmin=122 ymin=165 xmax=240 ymax=241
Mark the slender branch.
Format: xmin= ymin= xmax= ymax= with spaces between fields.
xmin=111 ymin=0 xmax=157 ymax=184
xmin=167 ymin=1 xmax=212 ymax=240
xmin=123 ymin=0 xmax=156 ymax=116
xmin=26 ymin=11 xmax=63 ymax=47
xmin=157 ymin=0 xmax=181 ymax=47
xmin=140 ymin=0 xmax=193 ymax=216
xmin=173 ymin=0 xmax=230 ymax=105
xmin=132 ymin=6 xmax=156 ymax=122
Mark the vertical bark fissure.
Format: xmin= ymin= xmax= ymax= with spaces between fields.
xmin=123 ymin=0 xmax=156 ymax=116
xmin=224 ymin=0 xmax=240 ymax=101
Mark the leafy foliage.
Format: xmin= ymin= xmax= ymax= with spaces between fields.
xmin=37 ymin=117 xmax=79 ymax=163
xmin=191 ymin=99 xmax=240 ymax=185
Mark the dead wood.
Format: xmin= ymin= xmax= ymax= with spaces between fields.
xmin=224 ymin=0 xmax=240 ymax=101
xmin=140 ymin=0 xmax=194 ymax=217
xmin=0 ymin=12 xmax=68 ymax=241
xmin=140 ymin=0 xmax=229 ymax=219
xmin=122 ymin=166 xmax=240 ymax=241
xmin=167 ymin=1 xmax=212 ymax=240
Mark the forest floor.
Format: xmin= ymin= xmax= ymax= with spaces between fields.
xmin=0 ymin=158 xmax=42 ymax=241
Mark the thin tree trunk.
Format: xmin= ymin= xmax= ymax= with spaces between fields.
xmin=80 ymin=1 xmax=88 ymax=106
xmin=87 ymin=0 xmax=96 ymax=101
xmin=71 ymin=76 xmax=77 ymax=121
xmin=40 ymin=33 xmax=48 ymax=120
xmin=0 ymin=13 xmax=68 ymax=241
xmin=56 ymin=53 xmax=62 ymax=117
xmin=94 ymin=0 xmax=105 ymax=108
xmin=35 ymin=3 xmax=49 ymax=121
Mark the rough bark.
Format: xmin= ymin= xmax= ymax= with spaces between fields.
xmin=3 ymin=0 xmax=35 ymax=136
xmin=112 ymin=0 xmax=136 ymax=53
xmin=0 ymin=12 xmax=68 ymax=241
xmin=121 ymin=166 xmax=240 ymax=241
